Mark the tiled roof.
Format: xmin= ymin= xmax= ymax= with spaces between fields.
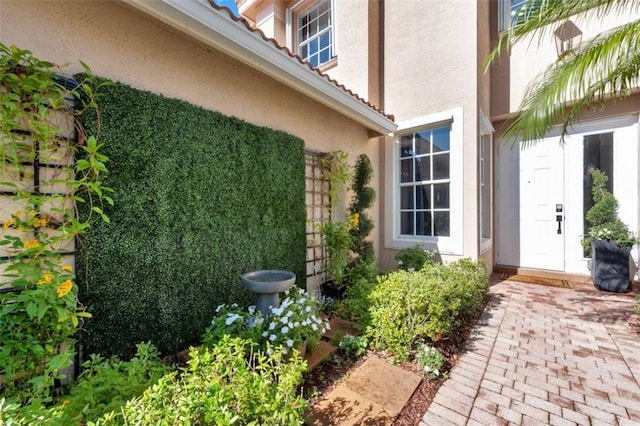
xmin=207 ymin=0 xmax=394 ymax=122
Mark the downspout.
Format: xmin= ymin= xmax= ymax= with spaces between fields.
xmin=378 ymin=0 xmax=385 ymax=112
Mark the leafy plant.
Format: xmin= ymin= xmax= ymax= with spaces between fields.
xmin=0 ymin=43 xmax=112 ymax=404
xmin=582 ymin=168 xmax=637 ymax=253
xmin=203 ymin=286 xmax=329 ymax=354
xmin=366 ymin=259 xmax=488 ymax=360
xmin=318 ymin=216 xmax=356 ymax=285
xmin=338 ymin=334 xmax=368 ymax=360
xmin=395 ymin=245 xmax=435 ymax=272
xmin=334 ymin=276 xmax=377 ymax=327
xmin=321 ymin=150 xmax=351 ymax=208
xmin=99 ymin=337 xmax=308 ymax=425
xmin=51 ymin=342 xmax=170 ymax=424
xmin=416 ymin=344 xmax=445 ymax=381
xmin=348 ymin=154 xmax=376 ymax=265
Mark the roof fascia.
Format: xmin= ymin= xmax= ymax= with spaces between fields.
xmin=123 ymin=0 xmax=397 ymax=136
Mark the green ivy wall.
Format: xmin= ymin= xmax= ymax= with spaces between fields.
xmin=77 ymin=79 xmax=306 ymax=359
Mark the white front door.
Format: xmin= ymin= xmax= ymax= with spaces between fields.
xmin=518 ymin=139 xmax=565 ymax=271
xmin=497 ymin=116 xmax=639 ymax=275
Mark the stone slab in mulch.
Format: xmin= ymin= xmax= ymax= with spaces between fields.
xmin=305 ymin=340 xmax=337 ymax=370
xmin=305 ymin=356 xmax=423 ymax=425
xmin=305 ymin=383 xmax=394 ymax=426
xmin=344 ymin=357 xmax=422 ymax=415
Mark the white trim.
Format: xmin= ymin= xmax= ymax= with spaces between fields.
xmin=123 ymin=0 xmax=396 ymax=135
xmin=385 ymin=107 xmax=464 ymax=255
xmin=479 ymin=111 xmax=493 ymax=254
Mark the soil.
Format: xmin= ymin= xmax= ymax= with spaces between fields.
xmin=301 ymin=303 xmax=487 ymax=425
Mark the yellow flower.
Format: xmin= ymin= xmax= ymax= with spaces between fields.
xmin=62 ymin=265 xmax=73 ymax=272
xmin=2 ymin=218 xmax=15 ymax=230
xmin=38 ymin=273 xmax=54 ymax=285
xmin=23 ymin=240 xmax=40 ymax=249
xmin=33 ymin=217 xmax=48 ymax=228
xmin=57 ymin=280 xmax=73 ymax=298
xmin=349 ymin=213 xmax=360 ymax=228
xmin=28 ymin=210 xmax=36 ymax=217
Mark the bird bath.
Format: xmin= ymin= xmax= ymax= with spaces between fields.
xmin=241 ymin=270 xmax=296 ymax=316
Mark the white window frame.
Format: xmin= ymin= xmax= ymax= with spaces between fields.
xmin=286 ymin=0 xmax=337 ymax=68
xmin=385 ymin=107 xmax=464 ymax=255
xmin=498 ymin=0 xmax=537 ymax=32
xmin=480 ymin=112 xmax=494 ymax=253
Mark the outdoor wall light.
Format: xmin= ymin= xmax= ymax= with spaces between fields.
xmin=554 ymin=20 xmax=582 ymax=58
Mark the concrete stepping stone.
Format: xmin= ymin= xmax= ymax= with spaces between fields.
xmin=305 ymin=340 xmax=337 ymax=370
xmin=306 ymin=357 xmax=422 ymax=425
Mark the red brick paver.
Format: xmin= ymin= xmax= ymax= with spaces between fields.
xmin=420 ymin=278 xmax=640 ymax=426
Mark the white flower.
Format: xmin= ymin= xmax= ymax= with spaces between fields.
xmin=215 ymin=304 xmax=226 ymax=313
xmin=225 ymin=313 xmax=240 ymax=325
xmin=294 ymin=321 xmax=300 ymax=327
xmin=326 ymin=323 xmax=331 ymax=330
xmin=269 ymin=322 xmax=276 ymax=330
xmin=248 ymin=306 xmax=256 ymax=314
xmin=271 ymin=307 xmax=283 ymax=316
xmin=288 ymin=321 xmax=294 ymax=328
xmin=434 ymin=369 xmax=440 ymax=376
xmin=286 ymin=310 xmax=294 ymax=318
xmin=305 ymin=306 xmax=311 ymax=313
xmin=286 ymin=339 xmax=294 ymax=347
xmin=231 ymin=303 xmax=238 ymax=308
xmin=398 ymin=260 xmax=403 ymax=265
xmin=424 ymin=365 xmax=431 ymax=372
xmin=280 ymin=316 xmax=289 ymax=324
xmin=312 ymin=323 xmax=318 ymax=331
xmin=262 ymin=331 xmax=268 ymax=337
xmin=408 ymin=267 xmax=415 ymax=273
xmin=281 ymin=326 xmax=289 ymax=334
xmin=269 ymin=334 xmax=277 ymax=341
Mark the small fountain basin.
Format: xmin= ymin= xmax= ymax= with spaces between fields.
xmin=241 ymin=270 xmax=296 ymax=316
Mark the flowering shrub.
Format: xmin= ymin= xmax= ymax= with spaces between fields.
xmin=395 ymin=245 xmax=435 ymax=272
xmin=0 ymin=43 xmax=112 ymax=404
xmin=204 ymin=286 xmax=329 ymax=354
xmin=416 ymin=344 xmax=445 ymax=380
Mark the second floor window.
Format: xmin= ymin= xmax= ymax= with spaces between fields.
xmin=297 ymin=0 xmax=334 ymax=68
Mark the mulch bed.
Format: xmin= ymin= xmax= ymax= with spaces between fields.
xmin=301 ymin=303 xmax=487 ymax=425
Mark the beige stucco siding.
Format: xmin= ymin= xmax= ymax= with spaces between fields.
xmin=0 ymin=0 xmax=384 ymax=282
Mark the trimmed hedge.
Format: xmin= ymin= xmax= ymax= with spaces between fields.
xmin=76 ymin=78 xmax=306 ymax=359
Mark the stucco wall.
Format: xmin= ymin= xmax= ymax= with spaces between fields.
xmin=0 ymin=0 xmax=383 ymax=285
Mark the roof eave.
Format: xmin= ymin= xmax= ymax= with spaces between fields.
xmin=122 ymin=0 xmax=397 ymax=136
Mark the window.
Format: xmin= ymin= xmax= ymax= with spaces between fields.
xmin=385 ymin=108 xmax=463 ymax=255
xmin=399 ymin=126 xmax=451 ymax=237
xmin=291 ymin=0 xmax=335 ymax=68
xmin=480 ymin=132 xmax=493 ymax=250
xmin=498 ymin=0 xmax=542 ymax=31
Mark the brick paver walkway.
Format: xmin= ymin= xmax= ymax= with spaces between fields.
xmin=421 ymin=278 xmax=640 ymax=426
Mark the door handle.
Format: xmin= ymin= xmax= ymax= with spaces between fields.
xmin=556 ymin=215 xmax=563 ymax=234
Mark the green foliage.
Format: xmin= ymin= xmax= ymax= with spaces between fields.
xmin=395 ymin=245 xmax=435 ymax=271
xmin=75 ymin=78 xmax=306 ymax=359
xmin=349 ymin=154 xmax=376 ymax=266
xmin=318 ymin=218 xmax=355 ymax=285
xmin=95 ymin=337 xmax=308 ymax=425
xmin=338 ymin=334 xmax=368 ymax=360
xmin=53 ymin=342 xmax=170 ymax=424
xmin=582 ymin=169 xmax=637 ymax=252
xmin=635 ymin=293 xmax=640 ymax=314
xmin=321 ymin=150 xmax=351 ymax=208
xmin=366 ymin=259 xmax=488 ymax=360
xmin=203 ymin=287 xmax=328 ymax=354
xmin=416 ymin=344 xmax=445 ymax=381
xmin=334 ymin=276 xmax=377 ymax=326
xmin=0 ymin=43 xmax=111 ymax=404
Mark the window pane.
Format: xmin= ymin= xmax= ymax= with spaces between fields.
xmin=415 ymin=131 xmax=430 ymax=155
xmin=481 ymin=135 xmax=492 ymax=241
xmin=320 ymin=32 xmax=330 ymax=49
xmin=319 ymin=11 xmax=329 ymax=30
xmin=432 ymin=126 xmax=450 ymax=152
xmin=309 ymin=38 xmax=318 ymax=55
xmin=433 ymin=153 xmax=449 ymax=179
xmin=415 ymin=157 xmax=430 ymax=181
xmin=434 ymin=212 xmax=450 ymax=236
xmin=320 ymin=48 xmax=330 ymax=64
xmin=400 ymin=159 xmax=413 ymax=183
xmin=400 ymin=212 xmax=414 ymax=235
xmin=400 ymin=186 xmax=414 ymax=209
xmin=300 ymin=44 xmax=308 ymax=60
xmin=433 ymin=183 xmax=449 ymax=208
xmin=400 ymin=136 xmax=413 ymax=158
xmin=416 ymin=211 xmax=432 ymax=236
xmin=415 ymin=184 xmax=431 ymax=210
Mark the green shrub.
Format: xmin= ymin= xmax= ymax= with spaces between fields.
xmin=338 ymin=334 xmax=368 ymax=360
xmin=76 ymin=78 xmax=306 ymax=359
xmin=366 ymin=259 xmax=488 ymax=360
xmin=416 ymin=344 xmax=445 ymax=381
xmin=349 ymin=154 xmax=376 ymax=265
xmin=334 ymin=277 xmax=377 ymax=326
xmin=395 ymin=245 xmax=435 ymax=271
xmin=96 ymin=337 xmax=308 ymax=425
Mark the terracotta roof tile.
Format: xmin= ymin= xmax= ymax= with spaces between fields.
xmin=207 ymin=0 xmax=394 ymax=122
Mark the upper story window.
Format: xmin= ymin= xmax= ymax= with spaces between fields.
xmin=498 ymin=0 xmax=542 ymax=32
xmin=290 ymin=0 xmax=335 ymax=68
